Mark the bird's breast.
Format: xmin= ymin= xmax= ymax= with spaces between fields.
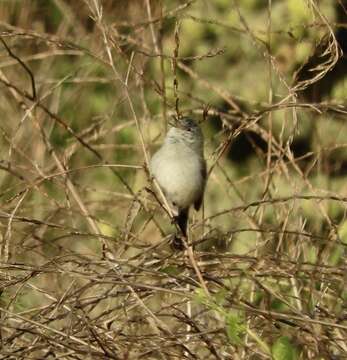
xmin=150 ymin=146 xmax=204 ymax=209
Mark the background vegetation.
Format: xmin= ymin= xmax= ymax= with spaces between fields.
xmin=1 ymin=0 xmax=347 ymax=358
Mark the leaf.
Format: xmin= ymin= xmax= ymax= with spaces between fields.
xmin=272 ymin=336 xmax=298 ymax=360
xmin=225 ymin=313 xmax=245 ymax=345
xmin=194 ymin=288 xmax=208 ymax=305
xmin=160 ymin=265 xmax=181 ymax=276
xmin=214 ymin=289 xmax=227 ymax=306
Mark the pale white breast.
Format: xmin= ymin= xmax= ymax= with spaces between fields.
xmin=150 ymin=143 xmax=204 ymax=209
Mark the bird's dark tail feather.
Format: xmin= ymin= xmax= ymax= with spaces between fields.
xmin=176 ymin=208 xmax=188 ymax=236
xmin=172 ymin=208 xmax=189 ymax=250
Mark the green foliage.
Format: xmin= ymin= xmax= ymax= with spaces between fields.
xmin=271 ymin=298 xmax=289 ymax=312
xmin=272 ymin=336 xmax=298 ymax=360
xmin=225 ymin=312 xmax=245 ymax=345
xmin=328 ymin=244 xmax=344 ymax=266
xmin=287 ymin=0 xmax=311 ymax=25
xmin=160 ymin=265 xmax=181 ymax=276
xmin=194 ymin=288 xmax=246 ymax=345
xmin=194 ymin=289 xmax=272 ymax=353
xmin=338 ymin=220 xmax=347 ymax=244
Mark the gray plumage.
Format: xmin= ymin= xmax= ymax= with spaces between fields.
xmin=150 ymin=117 xmax=206 ymax=241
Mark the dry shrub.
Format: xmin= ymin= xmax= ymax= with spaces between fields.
xmin=1 ymin=1 xmax=347 ymax=359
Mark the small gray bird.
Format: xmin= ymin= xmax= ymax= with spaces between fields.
xmin=150 ymin=117 xmax=206 ymax=246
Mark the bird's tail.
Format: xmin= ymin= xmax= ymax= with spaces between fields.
xmin=177 ymin=208 xmax=189 ymax=236
xmin=172 ymin=208 xmax=189 ymax=250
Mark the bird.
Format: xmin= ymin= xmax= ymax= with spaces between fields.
xmin=150 ymin=116 xmax=206 ymax=248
